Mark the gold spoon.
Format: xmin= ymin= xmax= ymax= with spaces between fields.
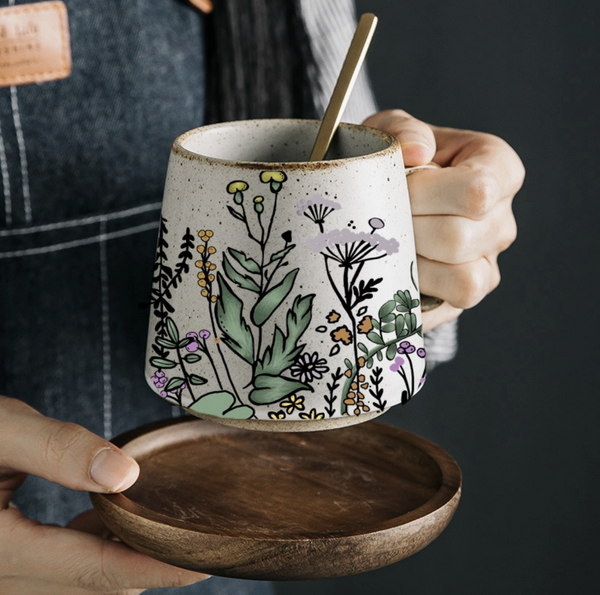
xmin=309 ymin=13 xmax=378 ymax=161
xmin=309 ymin=13 xmax=443 ymax=312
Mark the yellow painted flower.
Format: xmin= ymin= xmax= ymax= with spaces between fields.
xmin=260 ymin=170 xmax=287 ymax=192
xmin=205 ymin=230 xmax=213 ymax=238
xmin=197 ymin=245 xmax=205 ymax=253
xmin=208 ymin=246 xmax=216 ymax=254
xmin=269 ymin=410 xmax=286 ymax=420
xmin=260 ymin=171 xmax=287 ymax=183
xmin=253 ymin=195 xmax=264 ymax=203
xmin=197 ymin=271 xmax=205 ymax=279
xmin=227 ymin=181 xmax=248 ymax=194
xmin=198 ymin=229 xmax=206 ymax=237
xmin=357 ymin=316 xmax=373 ymax=334
xmin=207 ymin=274 xmax=215 ymax=282
xmin=300 ymin=408 xmax=325 ymax=420
xmin=201 ymin=289 xmax=209 ymax=297
xmin=280 ymin=394 xmax=305 ymax=414
xmin=210 ymin=295 xmax=217 ymax=303
xmin=198 ymin=279 xmax=207 ymax=287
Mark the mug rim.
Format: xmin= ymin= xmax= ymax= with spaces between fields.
xmin=172 ymin=118 xmax=400 ymax=170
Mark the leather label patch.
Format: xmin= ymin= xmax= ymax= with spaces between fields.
xmin=0 ymin=1 xmax=71 ymax=87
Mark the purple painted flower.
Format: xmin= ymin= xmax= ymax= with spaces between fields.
xmin=152 ymin=371 xmax=167 ymax=389
xmin=290 ymin=351 xmax=330 ymax=384
xmin=185 ymin=332 xmax=199 ymax=352
xmin=306 ymin=228 xmax=399 ymax=267
xmin=368 ymin=217 xmax=385 ymax=232
xmin=397 ymin=341 xmax=416 ymax=354
xmin=417 ymin=347 xmax=426 ymax=358
xmin=390 ymin=356 xmax=405 ymax=372
xmin=199 ymin=329 xmax=211 ymax=339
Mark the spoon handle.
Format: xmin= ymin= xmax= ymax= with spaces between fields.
xmin=309 ymin=13 xmax=378 ymax=162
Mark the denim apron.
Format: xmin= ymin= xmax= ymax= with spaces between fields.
xmin=0 ymin=1 xmax=273 ymax=593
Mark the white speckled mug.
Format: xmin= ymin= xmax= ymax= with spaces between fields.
xmin=145 ymin=119 xmax=427 ymax=431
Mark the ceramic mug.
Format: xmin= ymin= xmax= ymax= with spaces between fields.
xmin=145 ymin=119 xmax=428 ymax=431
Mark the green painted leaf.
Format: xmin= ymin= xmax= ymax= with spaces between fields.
xmin=249 ymin=374 xmax=312 ymax=405
xmin=223 ymin=253 xmax=260 ymax=293
xmin=178 ymin=338 xmax=192 ymax=348
xmin=165 ymin=377 xmax=185 ymax=391
xmin=227 ymin=206 xmax=246 ymax=222
xmin=215 ymin=274 xmax=255 ymax=364
xmin=395 ymin=314 xmax=405 ymax=336
xmin=149 ymin=357 xmax=177 ymax=369
xmin=381 ymin=323 xmax=395 ymax=333
xmin=381 ymin=314 xmax=395 ymax=323
xmin=156 ymin=337 xmax=177 ymax=349
xmin=395 ymin=305 xmax=409 ymax=313
xmin=371 ymin=318 xmax=381 ymax=330
xmin=166 ymin=318 xmax=179 ymax=343
xmin=411 ymin=299 xmax=420 ymax=308
xmin=251 ymin=268 xmax=298 ymax=327
xmin=184 ymin=353 xmax=202 ymax=363
xmin=376 ymin=350 xmax=383 ymax=361
xmin=189 ymin=374 xmax=208 ymax=385
xmin=357 ymin=342 xmax=368 ymax=354
xmin=367 ymin=332 xmax=384 ymax=345
xmin=255 ymin=294 xmax=314 ymax=377
xmin=269 ymin=244 xmax=295 ymax=263
xmin=367 ymin=357 xmax=374 ymax=369
xmin=228 ymin=248 xmax=261 ymax=274
xmin=379 ymin=300 xmax=396 ymax=319
xmin=223 ymin=405 xmax=255 ymax=419
xmin=406 ymin=313 xmax=417 ymax=333
xmin=189 ymin=391 xmax=235 ymax=416
xmin=386 ymin=344 xmax=397 ymax=360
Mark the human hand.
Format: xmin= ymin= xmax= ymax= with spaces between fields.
xmin=363 ymin=109 xmax=524 ymax=333
xmin=0 ymin=396 xmax=209 ymax=594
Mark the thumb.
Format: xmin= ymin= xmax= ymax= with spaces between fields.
xmin=363 ymin=109 xmax=436 ymax=167
xmin=0 ymin=397 xmax=139 ymax=494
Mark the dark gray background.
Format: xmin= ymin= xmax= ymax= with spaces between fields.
xmin=277 ymin=1 xmax=599 ymax=593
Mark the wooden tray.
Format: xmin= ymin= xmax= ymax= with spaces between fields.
xmin=91 ymin=418 xmax=461 ymax=580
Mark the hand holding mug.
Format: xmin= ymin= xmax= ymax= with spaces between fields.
xmin=363 ymin=109 xmax=525 ymax=333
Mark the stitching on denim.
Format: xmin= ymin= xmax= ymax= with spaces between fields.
xmin=0 ymin=220 xmax=158 ymax=258
xmin=0 ymin=202 xmax=162 ymax=237
xmin=99 ymin=217 xmax=113 ymax=439
xmin=0 ymin=118 xmax=11 ymax=227
xmin=10 ymin=86 xmax=31 ymax=224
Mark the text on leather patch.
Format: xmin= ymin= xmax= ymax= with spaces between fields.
xmin=0 ymin=1 xmax=71 ymax=87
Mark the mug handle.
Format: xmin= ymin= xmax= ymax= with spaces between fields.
xmin=405 ymin=162 xmax=444 ymax=312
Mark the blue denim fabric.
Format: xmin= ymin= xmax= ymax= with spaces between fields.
xmin=0 ymin=2 xmax=274 ymax=594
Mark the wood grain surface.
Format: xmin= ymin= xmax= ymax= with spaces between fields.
xmin=91 ymin=418 xmax=461 ymax=580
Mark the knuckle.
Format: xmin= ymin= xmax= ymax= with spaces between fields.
xmin=442 ymin=217 xmax=473 ymax=264
xmin=43 ymin=422 xmax=91 ymax=468
xmin=454 ymin=266 xmax=489 ymax=309
xmin=498 ymin=214 xmax=518 ymax=252
xmin=463 ymin=166 xmax=500 ymax=219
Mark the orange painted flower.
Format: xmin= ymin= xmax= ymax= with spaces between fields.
xmin=326 ymin=310 xmax=341 ymax=323
xmin=357 ymin=315 xmax=373 ymax=334
xmin=331 ymin=325 xmax=352 ymax=345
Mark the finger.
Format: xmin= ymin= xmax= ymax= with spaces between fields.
xmin=1 ymin=577 xmax=144 ymax=595
xmin=422 ymin=302 xmax=463 ymax=334
xmin=363 ymin=109 xmax=436 ymax=166
xmin=407 ymin=126 xmax=524 ymax=218
xmin=0 ymin=397 xmax=139 ymax=494
xmin=0 ymin=508 xmax=208 ymax=592
xmin=1 ymin=578 xmax=146 ymax=595
xmin=417 ymin=255 xmax=501 ymax=310
xmin=412 ymin=202 xmax=517 ymax=264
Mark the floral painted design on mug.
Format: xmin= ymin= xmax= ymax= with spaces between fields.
xmin=147 ymin=168 xmax=426 ymax=422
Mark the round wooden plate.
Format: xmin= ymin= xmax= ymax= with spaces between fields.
xmin=91 ymin=418 xmax=461 ymax=580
